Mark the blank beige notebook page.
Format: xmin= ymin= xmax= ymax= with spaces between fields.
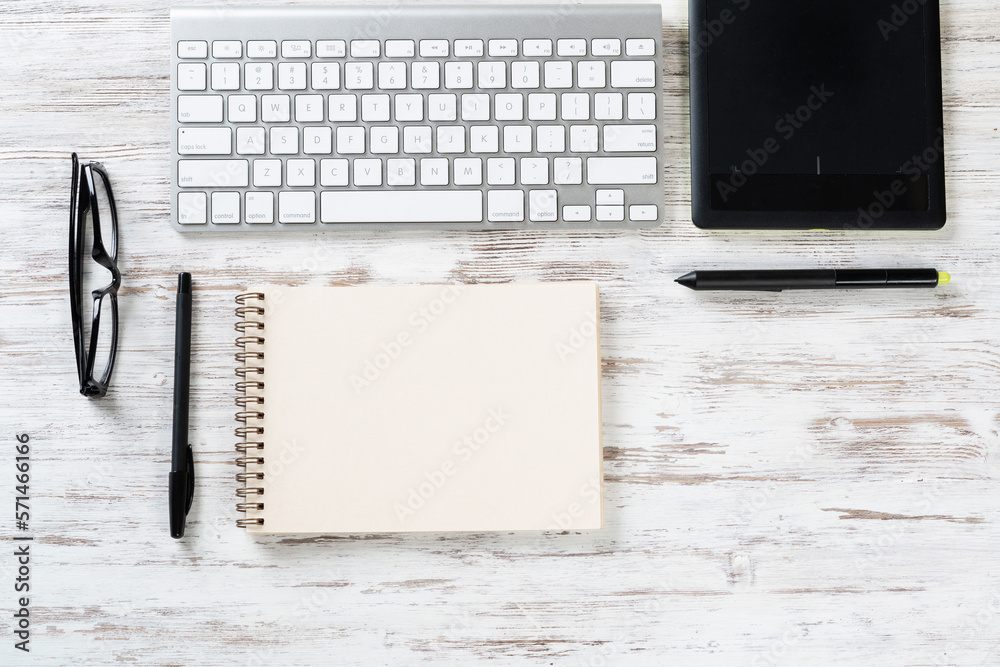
xmin=237 ymin=283 xmax=603 ymax=534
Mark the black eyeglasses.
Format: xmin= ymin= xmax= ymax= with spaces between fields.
xmin=69 ymin=153 xmax=121 ymax=397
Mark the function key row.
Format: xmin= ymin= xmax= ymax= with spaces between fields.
xmin=178 ymin=38 xmax=657 ymax=60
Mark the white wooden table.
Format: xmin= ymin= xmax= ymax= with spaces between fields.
xmin=2 ymin=0 xmax=999 ymax=664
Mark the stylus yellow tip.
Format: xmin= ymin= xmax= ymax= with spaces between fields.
xmin=938 ymin=272 xmax=951 ymax=285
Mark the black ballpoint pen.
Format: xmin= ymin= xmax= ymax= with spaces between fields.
xmin=169 ymin=273 xmax=195 ymax=539
xmin=675 ymin=268 xmax=950 ymax=292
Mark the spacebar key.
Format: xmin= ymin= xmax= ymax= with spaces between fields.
xmin=587 ymin=157 xmax=658 ymax=185
xmin=321 ymin=191 xmax=483 ymax=223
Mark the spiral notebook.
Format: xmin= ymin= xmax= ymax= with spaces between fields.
xmin=234 ymin=283 xmax=603 ymax=534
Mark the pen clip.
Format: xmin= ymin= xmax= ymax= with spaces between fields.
xmin=184 ymin=444 xmax=195 ymax=514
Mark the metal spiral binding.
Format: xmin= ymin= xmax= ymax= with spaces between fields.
xmin=235 ymin=292 xmax=266 ymax=528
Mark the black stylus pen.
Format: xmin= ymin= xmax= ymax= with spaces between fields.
xmin=676 ymin=268 xmax=950 ymax=292
xmin=169 ymin=273 xmax=195 ymax=539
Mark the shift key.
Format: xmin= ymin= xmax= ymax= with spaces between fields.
xmin=178 ymin=160 xmax=248 ymax=187
xmin=587 ymin=157 xmax=657 ymax=185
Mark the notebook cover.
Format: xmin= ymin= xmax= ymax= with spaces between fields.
xmin=237 ymin=283 xmax=603 ymax=534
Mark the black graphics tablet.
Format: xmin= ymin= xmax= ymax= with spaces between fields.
xmin=690 ymin=0 xmax=946 ymax=230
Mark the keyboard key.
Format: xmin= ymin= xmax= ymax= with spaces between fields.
xmin=503 ymin=126 xmax=532 ymax=153
xmin=176 ymin=64 xmax=206 ymax=91
xmin=212 ymin=63 xmax=240 ymax=90
xmin=317 ymin=40 xmax=347 ymax=58
xmin=178 ymin=159 xmax=248 ymax=187
xmin=312 ymin=63 xmax=341 ymax=90
xmin=286 ymin=158 xmax=315 ymax=186
xmin=362 ymin=94 xmax=391 ymax=121
xmin=470 ymin=126 xmax=499 ymax=153
xmin=527 ymin=93 xmax=556 ymax=121
xmin=371 ymin=127 xmax=399 ymax=154
xmin=454 ymin=158 xmax=482 ymax=185
xmin=420 ymin=158 xmax=449 ymax=185
xmin=177 ymin=127 xmax=232 ymax=155
xmin=519 ymin=157 xmax=548 ymax=185
xmin=511 ymin=62 xmax=540 ymax=89
xmin=625 ymin=38 xmax=656 ymax=56
xmin=403 ymin=126 xmax=432 ymax=153
xmin=177 ymin=95 xmax=223 ymax=123
xmin=536 ymin=126 xmax=565 ymax=153
xmin=321 ymin=191 xmax=483 ymax=223
xmin=569 ymin=125 xmax=598 ymax=152
xmin=577 ymin=61 xmax=606 ymax=88
xmin=429 ymin=94 xmax=458 ymax=122
xmin=495 ymin=93 xmax=523 ymax=121
xmin=437 ymin=126 xmax=465 ymax=153
xmin=419 ymin=40 xmax=449 ymax=58
xmin=212 ymin=192 xmax=241 ymax=224
xmin=596 ymin=189 xmax=624 ymax=205
xmin=487 ymin=190 xmax=524 ymax=222
xmin=245 ymin=63 xmax=274 ymax=90
xmin=563 ymin=205 xmax=591 ymax=222
xmin=177 ymin=192 xmax=207 ymax=224
xmin=212 ymin=41 xmax=242 ymax=58
xmin=488 ymin=40 xmax=517 ymax=57
xmin=487 ymin=158 xmax=515 ymax=185
xmin=529 ymin=189 xmax=557 ymax=222
xmin=603 ymin=124 xmax=657 ymax=152
xmin=554 ymin=157 xmax=583 ymax=184
xmin=627 ymin=92 xmax=657 ymax=120
xmin=350 ymin=40 xmax=380 ymax=58
xmin=245 ymin=192 xmax=274 ymax=223
xmin=595 ymin=92 xmax=623 ymax=120
xmin=229 ymin=95 xmax=257 ymax=123
xmin=295 ymin=95 xmax=324 ymax=122
xmin=320 ymin=158 xmax=349 ymax=186
xmin=610 ymin=60 xmax=656 ymax=88
xmin=586 ymin=157 xmax=657 ymax=185
xmin=261 ymin=95 xmax=290 ymax=122
xmin=395 ymin=94 xmax=424 ymax=121
xmin=629 ymin=205 xmax=658 ymax=222
xmin=278 ymin=191 xmax=316 ymax=223
xmin=544 ymin=61 xmax=572 ymax=88
xmin=281 ymin=40 xmax=311 ymax=58
xmin=328 ymin=94 xmax=357 ymax=121
xmin=557 ymin=39 xmax=586 ymax=57
xmin=385 ymin=40 xmax=415 ymax=58
xmin=253 ymin=159 xmax=281 ymax=186
xmin=336 ymin=127 xmax=365 ymax=154
xmin=522 ymin=39 xmax=552 ymax=57
xmin=478 ymin=62 xmax=506 ymax=88
xmin=270 ymin=127 xmax=298 ymax=154
xmin=412 ymin=62 xmax=440 ymax=89
xmin=236 ymin=127 xmax=265 ymax=154
xmin=387 ymin=158 xmax=416 ymax=185
xmin=177 ymin=41 xmax=208 ymax=59
xmin=597 ymin=205 xmax=625 ymax=222
xmin=378 ymin=62 xmax=407 ymax=89
xmin=592 ymin=39 xmax=621 ymax=56
xmin=278 ymin=62 xmax=306 ymax=90
xmin=561 ymin=93 xmax=589 ymax=120
xmin=445 ymin=62 xmax=473 ymax=89
xmin=461 ymin=94 xmax=490 ymax=121
xmin=345 ymin=62 xmax=374 ymax=89
xmin=248 ymin=41 xmax=277 ymax=58
xmin=303 ymin=127 xmax=333 ymax=154
xmin=455 ymin=40 xmax=484 ymax=57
